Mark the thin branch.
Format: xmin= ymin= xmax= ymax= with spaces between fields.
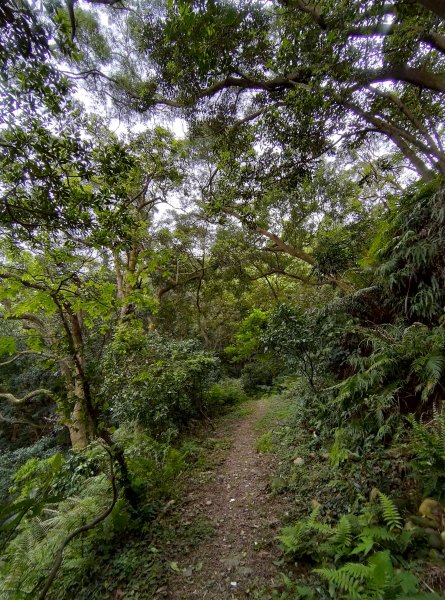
xmin=222 ymin=207 xmax=351 ymax=290
xmin=158 ymin=268 xmax=206 ymax=298
xmin=248 ymin=267 xmax=322 ymax=286
xmin=232 ymin=107 xmax=267 ymax=127
xmin=0 ymin=351 xmax=48 ymax=367
xmin=363 ymin=65 xmax=445 ymax=93
xmin=3 ymin=312 xmax=45 ymax=329
xmin=283 ymin=0 xmax=327 ymax=29
xmin=0 ymin=272 xmax=47 ymax=291
xmin=424 ymin=31 xmax=445 ymax=54
xmin=366 ymin=87 xmax=445 ymax=168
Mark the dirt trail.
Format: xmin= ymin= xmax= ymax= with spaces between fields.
xmin=164 ymin=399 xmax=290 ymax=599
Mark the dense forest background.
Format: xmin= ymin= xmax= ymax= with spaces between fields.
xmin=2 ymin=0 xmax=445 ymax=598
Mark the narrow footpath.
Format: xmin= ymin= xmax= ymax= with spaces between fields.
xmin=165 ymin=398 xmax=290 ymax=599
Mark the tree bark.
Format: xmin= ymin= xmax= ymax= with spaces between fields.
xmin=68 ymin=394 xmax=91 ymax=449
xmin=425 ymin=32 xmax=445 ymax=54
xmin=365 ymin=65 xmax=445 ymax=93
xmin=0 ymin=389 xmax=55 ymax=404
xmin=54 ymin=299 xmax=97 ymax=449
xmin=59 ymin=360 xmax=92 ymax=449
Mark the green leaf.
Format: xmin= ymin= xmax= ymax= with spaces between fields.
xmin=351 ymin=536 xmax=374 ymax=556
xmin=0 ymin=336 xmax=16 ymax=356
xmin=369 ymin=550 xmax=393 ymax=586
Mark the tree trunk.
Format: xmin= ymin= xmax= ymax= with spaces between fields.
xmin=60 ymin=360 xmax=93 ymax=449
xmin=68 ymin=397 xmax=90 ymax=449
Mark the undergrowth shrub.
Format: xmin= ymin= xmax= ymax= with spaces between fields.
xmin=263 ymin=303 xmax=352 ymax=390
xmin=256 ymin=430 xmax=273 ymax=453
xmin=0 ymin=428 xmax=195 ymax=599
xmin=271 ymin=380 xmax=413 ymax=523
xmin=223 ymin=309 xmax=282 ymax=393
xmin=224 ymin=308 xmax=268 ymax=363
xmin=100 ymin=323 xmax=219 ymax=434
xmin=268 ymin=312 xmax=445 ymax=467
xmin=333 ymin=322 xmax=445 ymax=413
xmin=375 ymin=180 xmax=445 ymax=323
xmin=279 ymin=494 xmax=441 ymax=599
xmin=241 ymin=357 xmax=281 ymax=394
xmin=205 ymin=378 xmax=248 ymax=412
xmin=0 ymin=434 xmax=61 ymax=504
xmin=112 ymin=426 xmax=195 ymax=500
xmin=262 ymin=185 xmax=445 ymax=468
xmin=0 ymin=444 xmax=123 ymax=599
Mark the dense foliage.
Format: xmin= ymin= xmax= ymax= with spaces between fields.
xmin=2 ymin=0 xmax=445 ymax=597
xmin=101 ymin=325 xmax=219 ymax=433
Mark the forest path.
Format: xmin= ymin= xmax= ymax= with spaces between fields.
xmin=163 ymin=398 xmax=290 ymax=599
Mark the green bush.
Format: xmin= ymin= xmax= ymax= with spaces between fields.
xmin=256 ymin=431 xmax=273 ymax=453
xmin=205 ymin=378 xmax=248 ymax=411
xmin=0 ymin=444 xmax=124 ymax=599
xmin=224 ymin=309 xmax=268 ymax=362
xmin=0 ymin=428 xmax=195 ymax=599
xmin=314 ymin=225 xmax=362 ymax=278
xmin=408 ymin=408 xmax=445 ymax=498
xmin=0 ymin=434 xmax=61 ymax=504
xmin=100 ymin=323 xmax=219 ymax=434
xmin=375 ymin=180 xmax=445 ymax=323
xmin=113 ymin=426 xmax=190 ymax=500
xmin=263 ymin=303 xmax=351 ymax=391
xmin=241 ymin=357 xmax=281 ymax=394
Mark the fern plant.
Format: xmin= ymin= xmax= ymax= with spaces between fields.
xmin=326 ymin=322 xmax=445 ymax=466
xmin=279 ymin=494 xmax=440 ymax=599
xmin=376 ymin=180 xmax=445 ymax=322
xmin=279 ymin=494 xmax=406 ymax=560
xmin=378 ymin=492 xmax=402 ymax=531
xmin=279 ymin=507 xmax=332 ymax=559
xmin=0 ymin=474 xmax=116 ymax=598
xmin=316 ymin=550 xmax=439 ymax=599
xmin=408 ymin=408 xmax=445 ymax=497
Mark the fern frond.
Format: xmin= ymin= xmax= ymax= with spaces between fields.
xmin=424 ymin=353 xmax=445 ymax=384
xmin=360 ymin=526 xmax=399 ymax=543
xmin=311 ymin=521 xmax=334 ymax=535
xmin=315 ymin=563 xmax=371 ymax=597
xmin=331 ymin=515 xmax=353 ymax=548
xmin=0 ymin=474 xmax=113 ymax=597
xmin=278 ymin=524 xmax=305 ymax=554
xmin=378 ymin=493 xmax=402 ymax=530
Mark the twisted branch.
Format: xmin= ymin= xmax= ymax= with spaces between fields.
xmin=0 ymin=389 xmax=55 ymax=404
xmin=38 ymin=444 xmax=118 ymax=600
